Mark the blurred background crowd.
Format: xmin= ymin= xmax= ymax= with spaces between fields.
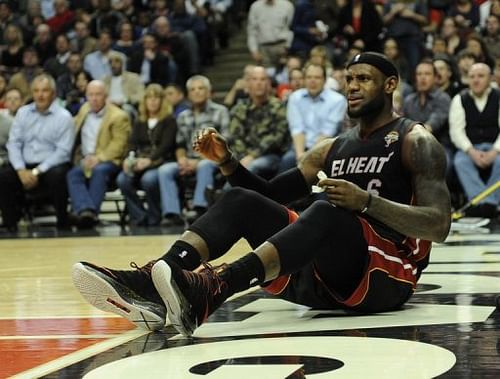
xmin=0 ymin=0 xmax=499 ymax=233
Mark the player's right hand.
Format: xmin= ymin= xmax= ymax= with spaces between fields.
xmin=193 ymin=127 xmax=232 ymax=164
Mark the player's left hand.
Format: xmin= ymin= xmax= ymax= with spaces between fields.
xmin=317 ymin=178 xmax=369 ymax=212
xmin=193 ymin=127 xmax=232 ymax=164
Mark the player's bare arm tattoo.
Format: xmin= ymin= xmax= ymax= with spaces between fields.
xmin=367 ymin=130 xmax=451 ymax=242
xmin=298 ymin=139 xmax=335 ymax=185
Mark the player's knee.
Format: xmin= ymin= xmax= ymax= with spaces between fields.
xmin=300 ymin=201 xmax=357 ymax=234
xmin=220 ymin=187 xmax=256 ymax=205
xmin=304 ymin=200 xmax=350 ymax=219
xmin=217 ymin=187 xmax=273 ymax=218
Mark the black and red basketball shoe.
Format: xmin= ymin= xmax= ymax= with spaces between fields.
xmin=72 ymin=260 xmax=167 ymax=331
xmin=151 ymin=260 xmax=230 ymax=336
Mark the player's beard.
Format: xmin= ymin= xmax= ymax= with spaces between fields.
xmin=347 ymin=91 xmax=385 ymax=119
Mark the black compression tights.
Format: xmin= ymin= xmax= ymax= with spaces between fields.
xmin=188 ymin=187 xmax=291 ymax=258
xmin=268 ymin=200 xmax=369 ymax=297
xmin=189 ymin=188 xmax=368 ymax=297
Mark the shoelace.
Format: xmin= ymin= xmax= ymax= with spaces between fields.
xmin=197 ymin=262 xmax=229 ymax=296
xmin=129 ymin=260 xmax=157 ymax=276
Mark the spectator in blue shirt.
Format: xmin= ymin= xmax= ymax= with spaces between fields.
xmin=0 ymin=74 xmax=75 ymax=231
xmin=279 ymin=63 xmax=347 ymax=172
xmin=164 ymin=83 xmax=190 ymax=118
xmin=83 ymin=30 xmax=126 ymax=80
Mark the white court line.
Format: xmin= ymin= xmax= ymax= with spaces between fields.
xmin=0 ymin=334 xmax=124 ymax=340
xmin=0 ymin=314 xmax=119 ymax=320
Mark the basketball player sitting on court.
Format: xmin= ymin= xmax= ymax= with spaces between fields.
xmin=72 ymin=52 xmax=452 ymax=336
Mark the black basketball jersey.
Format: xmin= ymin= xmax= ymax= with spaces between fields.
xmin=324 ymin=117 xmax=417 ymax=243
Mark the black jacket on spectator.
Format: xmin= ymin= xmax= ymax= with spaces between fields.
xmin=44 ymin=57 xmax=69 ymax=79
xmin=56 ymin=72 xmax=76 ymax=100
xmin=128 ymin=51 xmax=171 ymax=86
xmin=128 ymin=51 xmax=170 ymax=86
xmin=89 ymin=9 xmax=126 ymax=38
xmin=33 ymin=41 xmax=56 ymax=65
xmin=1 ymin=47 xmax=24 ymax=71
xmin=129 ymin=116 xmax=177 ymax=168
xmin=157 ymin=34 xmax=190 ymax=85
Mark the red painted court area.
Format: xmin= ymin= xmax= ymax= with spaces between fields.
xmin=0 ymin=317 xmax=134 ymax=378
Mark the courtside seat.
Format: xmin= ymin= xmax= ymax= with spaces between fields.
xmin=102 ymin=188 xmax=145 ymax=227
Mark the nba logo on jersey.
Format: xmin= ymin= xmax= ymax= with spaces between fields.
xmin=353 ymin=54 xmax=361 ymax=63
xmin=384 ymin=131 xmax=399 ymax=147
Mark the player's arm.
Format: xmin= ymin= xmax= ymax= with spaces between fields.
xmin=296 ymin=138 xmax=335 ymax=185
xmin=367 ymin=126 xmax=451 ymax=242
xmin=193 ymin=128 xmax=328 ymax=204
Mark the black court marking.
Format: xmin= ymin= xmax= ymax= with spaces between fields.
xmin=415 ymin=283 xmax=441 ymax=292
xmin=429 ymin=260 xmax=500 ymax=264
xmin=443 ymin=241 xmax=500 ymax=246
xmin=138 ymin=311 xmax=151 ymax=330
xmin=40 ymin=289 xmax=500 ymax=378
xmin=189 ymin=355 xmax=344 ymax=376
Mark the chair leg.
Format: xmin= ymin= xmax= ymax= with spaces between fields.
xmin=114 ymin=199 xmax=127 ymax=228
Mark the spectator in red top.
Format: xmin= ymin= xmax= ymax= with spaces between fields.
xmin=276 ymin=68 xmax=304 ymax=101
xmin=46 ymin=0 xmax=75 ymax=35
xmin=0 ymin=74 xmax=7 ymax=109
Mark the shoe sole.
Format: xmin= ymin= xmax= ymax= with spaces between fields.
xmin=72 ymin=263 xmax=166 ymax=331
xmin=152 ymin=261 xmax=196 ymax=337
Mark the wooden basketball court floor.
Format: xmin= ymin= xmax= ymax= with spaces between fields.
xmin=1 ymin=221 xmax=499 ymax=378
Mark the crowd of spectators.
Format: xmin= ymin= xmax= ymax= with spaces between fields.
xmin=243 ymin=0 xmax=500 ymax=218
xmin=0 ymin=0 xmax=499 ymax=232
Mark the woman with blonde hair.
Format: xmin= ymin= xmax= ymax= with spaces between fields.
xmin=116 ymin=84 xmax=178 ymax=226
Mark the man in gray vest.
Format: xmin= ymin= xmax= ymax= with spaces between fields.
xmin=449 ymin=63 xmax=500 ymax=218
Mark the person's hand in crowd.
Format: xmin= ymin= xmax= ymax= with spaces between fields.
xmin=252 ymin=51 xmax=263 ymax=64
xmin=233 ymin=78 xmax=246 ymax=91
xmin=468 ymin=148 xmax=490 ymax=169
xmin=177 ymin=156 xmax=189 ymax=172
xmin=482 ymin=149 xmax=498 ymax=166
xmin=144 ymin=49 xmax=156 ymax=61
xmin=17 ymin=169 xmax=38 ymax=190
xmin=134 ymin=158 xmax=152 ymax=172
xmin=178 ymin=157 xmax=197 ymax=176
xmin=84 ymin=154 xmax=100 ymax=170
xmin=454 ymin=14 xmax=470 ymax=28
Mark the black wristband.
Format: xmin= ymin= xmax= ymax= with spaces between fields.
xmin=360 ymin=193 xmax=372 ymax=213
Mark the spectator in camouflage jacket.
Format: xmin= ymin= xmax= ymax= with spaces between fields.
xmin=225 ymin=66 xmax=291 ymax=178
